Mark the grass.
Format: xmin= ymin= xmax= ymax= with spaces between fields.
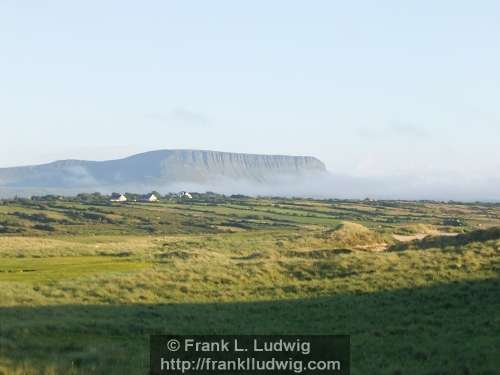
xmin=0 ymin=256 xmax=148 ymax=283
xmin=0 ymin=195 xmax=499 ymax=374
xmin=1 ymin=278 xmax=499 ymax=375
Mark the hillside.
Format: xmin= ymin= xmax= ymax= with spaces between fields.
xmin=0 ymin=196 xmax=499 ymax=374
xmin=0 ymin=150 xmax=327 ymax=196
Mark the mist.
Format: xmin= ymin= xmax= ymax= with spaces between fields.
xmin=2 ymin=171 xmax=499 ymax=202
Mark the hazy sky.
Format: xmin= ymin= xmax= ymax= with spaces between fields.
xmin=1 ymin=1 xmax=499 ymax=196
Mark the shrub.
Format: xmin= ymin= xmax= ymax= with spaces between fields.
xmin=33 ymin=224 xmax=56 ymax=232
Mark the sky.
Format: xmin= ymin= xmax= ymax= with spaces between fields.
xmin=1 ymin=1 xmax=499 ymax=199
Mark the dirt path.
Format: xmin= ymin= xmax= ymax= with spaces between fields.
xmin=392 ymin=233 xmax=428 ymax=242
xmin=393 ymin=232 xmax=459 ymax=242
xmin=354 ymin=243 xmax=388 ymax=252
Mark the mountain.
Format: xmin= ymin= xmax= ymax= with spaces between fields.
xmin=0 ymin=149 xmax=327 ymax=196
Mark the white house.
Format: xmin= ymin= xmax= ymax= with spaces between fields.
xmin=179 ymin=191 xmax=193 ymax=199
xmin=140 ymin=193 xmax=159 ymax=202
xmin=110 ymin=193 xmax=127 ymax=202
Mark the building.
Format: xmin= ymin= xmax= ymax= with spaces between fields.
xmin=139 ymin=193 xmax=159 ymax=202
xmin=179 ymin=191 xmax=193 ymax=199
xmin=110 ymin=193 xmax=127 ymax=202
xmin=146 ymin=193 xmax=159 ymax=202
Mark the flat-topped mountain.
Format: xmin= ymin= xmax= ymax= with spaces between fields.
xmin=0 ymin=149 xmax=327 ymax=196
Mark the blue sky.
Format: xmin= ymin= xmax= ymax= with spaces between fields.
xmin=1 ymin=1 xmax=499 ymax=197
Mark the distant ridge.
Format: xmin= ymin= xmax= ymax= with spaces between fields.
xmin=0 ymin=149 xmax=327 ymax=196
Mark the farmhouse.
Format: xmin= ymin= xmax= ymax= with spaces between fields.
xmin=179 ymin=191 xmax=193 ymax=199
xmin=139 ymin=193 xmax=159 ymax=202
xmin=110 ymin=193 xmax=127 ymax=202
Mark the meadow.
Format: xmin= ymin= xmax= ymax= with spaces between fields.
xmin=0 ymin=194 xmax=499 ymax=374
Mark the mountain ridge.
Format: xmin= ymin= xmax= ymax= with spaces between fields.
xmin=0 ymin=149 xmax=327 ymax=195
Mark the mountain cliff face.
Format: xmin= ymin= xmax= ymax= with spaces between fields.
xmin=0 ymin=150 xmax=327 ymax=195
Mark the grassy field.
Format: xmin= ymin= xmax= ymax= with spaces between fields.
xmin=0 ymin=195 xmax=499 ymax=374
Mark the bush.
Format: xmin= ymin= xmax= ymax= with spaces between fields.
xmin=33 ymin=224 xmax=56 ymax=232
xmin=12 ymin=212 xmax=56 ymax=223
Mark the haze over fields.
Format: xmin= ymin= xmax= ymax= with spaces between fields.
xmin=0 ymin=148 xmax=498 ymax=201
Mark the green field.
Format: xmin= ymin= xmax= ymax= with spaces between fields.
xmin=0 ymin=195 xmax=499 ymax=374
